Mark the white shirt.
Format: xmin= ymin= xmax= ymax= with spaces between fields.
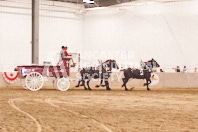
xmin=183 ymin=68 xmax=188 ymax=73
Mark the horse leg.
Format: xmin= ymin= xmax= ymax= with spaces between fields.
xmin=105 ymin=81 xmax=111 ymax=90
xmin=83 ymin=80 xmax=88 ymax=90
xmin=122 ymin=78 xmax=125 ymax=87
xmin=75 ymin=79 xmax=81 ymax=87
xmin=80 ymin=79 xmax=84 ymax=86
xmin=146 ymin=79 xmax=151 ymax=91
xmin=101 ymin=79 xmax=105 ymax=87
xmin=87 ymin=79 xmax=92 ymax=90
xmin=143 ymin=79 xmax=148 ymax=86
xmin=123 ymin=78 xmax=129 ymax=91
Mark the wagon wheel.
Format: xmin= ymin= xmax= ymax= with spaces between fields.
xmin=56 ymin=77 xmax=70 ymax=91
xmin=20 ymin=78 xmax=28 ymax=90
xmin=25 ymin=72 xmax=44 ymax=91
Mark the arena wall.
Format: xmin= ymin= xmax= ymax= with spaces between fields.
xmin=83 ymin=0 xmax=198 ymax=71
xmin=1 ymin=72 xmax=198 ymax=89
xmin=0 ymin=0 xmax=84 ymax=71
xmin=1 ymin=1 xmax=198 ymax=76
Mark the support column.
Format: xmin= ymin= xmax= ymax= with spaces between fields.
xmin=32 ymin=0 xmax=39 ymax=64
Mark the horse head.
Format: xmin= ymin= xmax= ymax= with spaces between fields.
xmin=104 ymin=59 xmax=119 ymax=70
xmin=146 ymin=58 xmax=160 ymax=69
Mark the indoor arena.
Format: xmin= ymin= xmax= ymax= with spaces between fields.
xmin=0 ymin=0 xmax=198 ymax=131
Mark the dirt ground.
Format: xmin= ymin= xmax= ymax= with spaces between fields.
xmin=1 ymin=87 xmax=198 ymax=132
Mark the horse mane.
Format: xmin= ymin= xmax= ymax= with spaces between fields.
xmin=104 ymin=59 xmax=116 ymax=63
xmin=145 ymin=58 xmax=160 ymax=68
xmin=104 ymin=59 xmax=111 ymax=63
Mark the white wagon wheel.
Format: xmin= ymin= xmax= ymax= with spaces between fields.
xmin=25 ymin=72 xmax=44 ymax=91
xmin=56 ymin=77 xmax=70 ymax=91
xmin=20 ymin=78 xmax=28 ymax=90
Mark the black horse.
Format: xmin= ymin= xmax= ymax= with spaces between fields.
xmin=75 ymin=59 xmax=119 ymax=90
xmin=122 ymin=58 xmax=160 ymax=91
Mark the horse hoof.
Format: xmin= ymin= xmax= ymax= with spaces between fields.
xmin=80 ymin=84 xmax=84 ymax=86
xmin=88 ymin=88 xmax=92 ymax=90
xmin=85 ymin=88 xmax=88 ymax=90
xmin=107 ymin=88 xmax=111 ymax=91
xmin=101 ymin=85 xmax=106 ymax=87
xmin=95 ymin=85 xmax=100 ymax=87
xmin=125 ymin=89 xmax=128 ymax=91
xmin=75 ymin=85 xmax=79 ymax=87
xmin=147 ymin=89 xmax=151 ymax=91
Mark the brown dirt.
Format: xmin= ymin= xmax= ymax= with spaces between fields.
xmin=1 ymin=87 xmax=198 ymax=132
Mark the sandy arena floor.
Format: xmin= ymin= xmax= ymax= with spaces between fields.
xmin=1 ymin=87 xmax=198 ymax=132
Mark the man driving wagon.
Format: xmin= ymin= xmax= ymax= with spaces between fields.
xmin=58 ymin=46 xmax=76 ymax=67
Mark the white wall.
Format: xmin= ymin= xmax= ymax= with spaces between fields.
xmin=1 ymin=0 xmax=198 ymax=72
xmin=83 ymin=0 xmax=198 ymax=71
xmin=39 ymin=0 xmax=84 ymax=65
xmin=0 ymin=0 xmax=84 ymax=71
xmin=0 ymin=0 xmax=32 ymax=71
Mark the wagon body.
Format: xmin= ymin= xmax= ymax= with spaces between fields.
xmin=17 ymin=58 xmax=71 ymax=91
xmin=17 ymin=58 xmax=71 ymax=78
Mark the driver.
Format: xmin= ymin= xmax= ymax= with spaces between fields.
xmin=64 ymin=46 xmax=76 ymax=67
xmin=58 ymin=46 xmax=65 ymax=65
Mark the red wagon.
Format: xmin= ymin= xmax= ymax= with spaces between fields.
xmin=17 ymin=58 xmax=71 ymax=91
